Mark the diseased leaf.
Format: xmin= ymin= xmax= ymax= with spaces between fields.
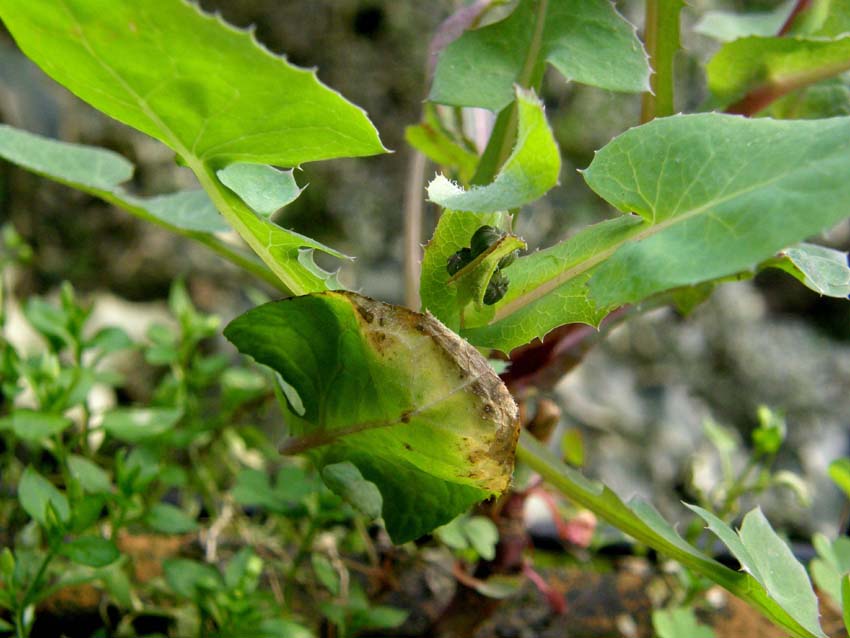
xmin=427 ymin=88 xmax=560 ymax=213
xmin=0 ymin=0 xmax=385 ymax=294
xmin=420 ymin=210 xmax=510 ymax=331
xmin=582 ymin=113 xmax=850 ymax=309
xmin=224 ymin=292 xmax=519 ymax=543
xmin=687 ymin=505 xmax=824 ymax=638
xmin=460 ymin=216 xmax=640 ymax=351
xmin=707 ymin=35 xmax=850 ymax=110
xmin=429 ymin=0 xmax=649 ymax=112
xmin=768 ymin=243 xmax=850 ymax=298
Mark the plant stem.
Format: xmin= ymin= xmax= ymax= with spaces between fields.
xmin=97 ymin=192 xmax=288 ymax=294
xmin=515 ymin=430 xmax=818 ymax=638
xmin=192 ymin=163 xmax=308 ymax=296
xmin=640 ymin=0 xmax=682 ymax=123
xmin=778 ymin=0 xmax=812 ymax=36
xmin=403 ymin=150 xmax=427 ymax=309
xmin=15 ymin=549 xmax=56 ymax=638
xmin=471 ymin=0 xmax=548 ymax=185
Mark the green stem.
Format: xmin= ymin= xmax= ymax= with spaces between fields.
xmin=515 ymin=430 xmax=819 ymax=638
xmin=97 ymin=192 xmax=288 ymax=294
xmin=471 ymin=0 xmax=548 ymax=185
xmin=15 ymin=549 xmax=56 ymax=638
xmin=640 ymin=0 xmax=682 ymax=123
xmin=192 ymin=162 xmax=309 ymax=296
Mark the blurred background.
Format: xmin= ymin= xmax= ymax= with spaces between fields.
xmin=1 ymin=0 xmax=849 ymax=541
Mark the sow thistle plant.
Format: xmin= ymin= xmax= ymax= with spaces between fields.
xmin=0 ymin=1 xmax=850 ymax=637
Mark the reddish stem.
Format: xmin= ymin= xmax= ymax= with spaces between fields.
xmin=778 ymin=0 xmax=812 ymax=36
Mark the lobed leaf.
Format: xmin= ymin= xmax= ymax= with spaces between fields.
xmin=582 ymin=113 xmax=850 ymax=309
xmin=769 ymin=243 xmax=850 ymax=298
xmin=687 ymin=505 xmax=824 ymax=638
xmin=0 ymin=0 xmax=384 ymax=168
xmin=419 ymin=210 xmax=511 ymax=331
xmin=427 ymin=88 xmax=560 ymax=213
xmin=224 ymin=292 xmax=519 ymax=543
xmin=0 ymin=0 xmax=385 ymax=294
xmin=429 ymin=0 xmax=649 ymax=112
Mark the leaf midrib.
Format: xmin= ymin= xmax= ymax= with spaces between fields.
xmin=492 ymin=149 xmax=833 ymax=323
xmin=58 ymin=0 xmax=311 ymax=294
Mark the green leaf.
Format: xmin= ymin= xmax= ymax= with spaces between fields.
xmin=829 ymin=458 xmax=850 ymax=498
xmin=312 ymin=554 xmax=341 ymax=596
xmin=687 ymin=505 xmax=824 ymax=638
xmin=0 ymin=0 xmax=385 ymax=295
xmin=429 ymin=0 xmax=649 ymax=112
xmin=0 ymin=124 xmax=226 ymax=233
xmin=18 ymin=466 xmax=70 ymax=527
xmin=145 ymin=503 xmax=198 ymax=534
xmin=460 ymin=216 xmax=640 ymax=351
xmin=419 ymin=210 xmax=511 ymax=331
xmin=9 ymin=409 xmax=71 ymax=442
xmin=59 ymin=536 xmax=119 ymax=568
xmin=0 ymin=1 xmax=383 ymax=167
xmin=516 ymin=431 xmax=824 ymax=638
xmin=216 ymin=164 xmax=303 ymax=218
xmin=463 ymin=516 xmax=499 ymax=561
xmin=163 ymin=559 xmax=221 ymax=601
xmin=224 ymin=292 xmax=519 ymax=543
xmin=752 ymin=405 xmax=786 ymax=456
xmin=653 ymin=607 xmax=716 ymax=638
xmin=707 ymin=35 xmax=850 ymax=110
xmin=87 ymin=326 xmax=134 ymax=354
xmin=321 ymin=462 xmax=383 ymax=521
xmin=223 ymin=547 xmax=262 ymax=592
xmin=67 ymin=455 xmax=111 ymax=494
xmin=231 ymin=467 xmax=315 ymax=516
xmin=768 ymin=243 xmax=850 ymax=298
xmin=427 ymin=88 xmax=560 ymax=213
xmin=405 ymin=106 xmax=478 ymax=184
xmin=101 ymin=407 xmax=182 ymax=442
xmin=810 ymin=532 xmax=850 ymax=608
xmin=694 ymin=4 xmax=793 ymax=42
xmin=256 ymin=619 xmax=314 ymax=638
xmin=842 ymin=574 xmax=850 ymax=634
xmin=582 ymin=113 xmax=850 ymax=310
